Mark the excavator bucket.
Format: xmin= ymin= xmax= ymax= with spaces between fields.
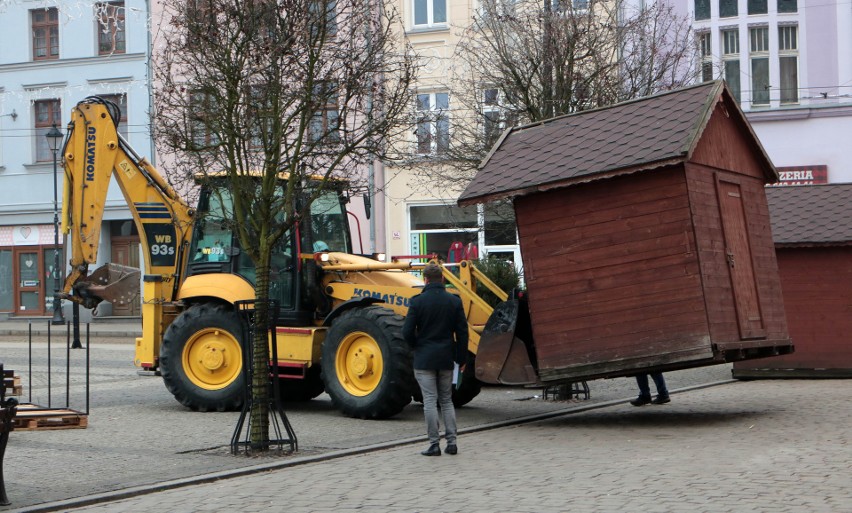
xmin=474 ymin=298 xmax=538 ymax=385
xmin=71 ymin=263 xmax=141 ymax=309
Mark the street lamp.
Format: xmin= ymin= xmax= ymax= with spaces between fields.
xmin=46 ymin=124 xmax=65 ymax=325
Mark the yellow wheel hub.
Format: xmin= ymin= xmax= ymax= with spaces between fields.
xmin=182 ymin=328 xmax=242 ymax=390
xmin=335 ymin=331 xmax=383 ymax=396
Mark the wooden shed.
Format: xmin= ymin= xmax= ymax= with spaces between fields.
xmin=734 ymin=183 xmax=852 ymax=378
xmin=459 ymin=81 xmax=792 ymax=384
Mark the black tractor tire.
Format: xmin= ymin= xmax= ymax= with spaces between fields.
xmin=452 ymin=352 xmax=482 ymax=407
xmin=160 ymin=303 xmax=245 ymax=412
xmin=277 ymin=365 xmax=325 ymax=402
xmin=321 ymin=306 xmax=414 ymax=419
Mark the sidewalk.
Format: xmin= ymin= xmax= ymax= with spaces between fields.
xmin=0 ymin=318 xmax=141 ymax=339
xmin=17 ymin=378 xmax=852 ymax=513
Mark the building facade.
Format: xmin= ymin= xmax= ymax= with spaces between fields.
xmin=681 ymin=0 xmax=852 ymax=183
xmin=0 ymin=0 xmax=150 ymax=319
xmin=383 ymin=0 xmax=522 ymax=267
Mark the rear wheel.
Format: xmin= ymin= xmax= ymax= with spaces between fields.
xmin=321 ymin=306 xmax=414 ymax=419
xmin=160 ymin=304 xmax=244 ymax=412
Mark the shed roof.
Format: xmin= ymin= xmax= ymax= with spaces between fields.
xmin=766 ymin=183 xmax=852 ymax=247
xmin=458 ymin=81 xmax=777 ymax=206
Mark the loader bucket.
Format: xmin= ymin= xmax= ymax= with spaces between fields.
xmin=475 ymin=298 xmax=538 ymax=385
xmin=72 ymin=263 xmax=141 ymax=308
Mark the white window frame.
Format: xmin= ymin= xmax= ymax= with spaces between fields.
xmin=721 ymin=29 xmax=741 ymax=102
xmin=749 ymin=26 xmax=770 ymax=106
xmin=778 ymin=25 xmax=798 ymax=104
xmin=698 ymin=32 xmax=713 ymax=83
xmin=415 ymin=91 xmax=450 ymax=155
xmin=412 ymin=0 xmax=447 ymax=28
xmin=407 ymin=202 xmax=522 ymax=273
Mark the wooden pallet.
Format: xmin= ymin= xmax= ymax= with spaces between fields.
xmin=11 ymin=404 xmax=88 ymax=431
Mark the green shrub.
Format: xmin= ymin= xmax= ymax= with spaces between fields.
xmin=474 ymin=258 xmax=521 ymax=307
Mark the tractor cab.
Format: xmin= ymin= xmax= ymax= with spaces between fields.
xmin=185 ymin=180 xmax=352 ymax=326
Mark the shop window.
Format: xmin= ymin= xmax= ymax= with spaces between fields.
xmin=0 ymin=250 xmax=11 ymax=312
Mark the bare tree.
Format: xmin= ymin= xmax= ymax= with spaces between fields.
xmin=153 ymin=0 xmax=416 ymax=450
xmin=405 ymin=0 xmax=701 ymax=191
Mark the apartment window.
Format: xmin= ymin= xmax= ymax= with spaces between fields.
xmin=482 ymin=89 xmax=517 ymax=146
xmin=34 ymin=100 xmax=61 ymax=162
xmin=96 ymin=2 xmax=126 ymax=55
xmin=416 ymin=92 xmax=449 ymax=155
xmin=186 ymin=0 xmax=216 ymax=47
xmin=309 ymin=82 xmax=340 ymax=143
xmin=719 ymin=0 xmax=737 ymax=18
xmin=698 ymin=32 xmax=713 ymax=83
xmin=309 ymin=0 xmax=337 ymax=38
xmin=100 ymin=94 xmax=128 ymax=138
xmin=749 ymin=27 xmax=770 ymax=106
xmin=189 ymin=92 xmax=219 ymax=149
xmin=695 ymin=0 xmax=710 ymax=20
xmin=748 ymin=0 xmax=767 ymax=15
xmin=722 ymin=29 xmax=741 ymax=103
xmin=413 ymin=0 xmax=447 ymax=27
xmin=778 ymin=0 xmax=796 ymax=13
xmin=32 ymin=8 xmax=59 ymax=60
xmin=779 ymin=25 xmax=798 ymax=104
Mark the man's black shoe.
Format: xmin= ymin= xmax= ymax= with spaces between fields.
xmin=652 ymin=395 xmax=671 ymax=405
xmin=421 ymin=444 xmax=441 ymax=456
xmin=630 ymin=396 xmax=652 ymax=406
xmin=445 ymin=444 xmax=458 ymax=455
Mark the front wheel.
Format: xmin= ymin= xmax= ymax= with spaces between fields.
xmin=321 ymin=306 xmax=414 ymax=419
xmin=160 ymin=304 xmax=244 ymax=412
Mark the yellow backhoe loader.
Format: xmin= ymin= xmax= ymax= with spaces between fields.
xmin=59 ymin=96 xmax=511 ymax=419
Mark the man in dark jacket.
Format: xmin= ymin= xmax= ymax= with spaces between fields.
xmin=403 ymin=263 xmax=469 ymax=456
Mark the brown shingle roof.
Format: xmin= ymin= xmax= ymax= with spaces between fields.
xmin=458 ymin=81 xmax=775 ymax=206
xmin=766 ymin=183 xmax=852 ymax=247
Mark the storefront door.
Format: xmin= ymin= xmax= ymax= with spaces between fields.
xmin=15 ymin=249 xmax=43 ymax=316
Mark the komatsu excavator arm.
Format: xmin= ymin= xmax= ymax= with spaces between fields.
xmin=60 ymin=96 xmax=194 ymax=311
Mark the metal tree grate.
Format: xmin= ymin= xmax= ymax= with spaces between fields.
xmin=230 ymin=300 xmax=298 ymax=455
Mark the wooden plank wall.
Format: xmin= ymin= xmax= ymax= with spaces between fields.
xmin=684 ymin=172 xmax=788 ymax=347
xmin=736 ymin=247 xmax=852 ymax=371
xmin=515 ymin=167 xmax=711 ymax=378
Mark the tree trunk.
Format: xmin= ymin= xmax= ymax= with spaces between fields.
xmin=250 ymin=261 xmax=272 ymax=450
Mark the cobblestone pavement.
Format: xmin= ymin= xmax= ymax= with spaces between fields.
xmin=21 ymin=378 xmax=852 ymax=513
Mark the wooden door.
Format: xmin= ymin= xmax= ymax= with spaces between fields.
xmin=111 ymin=238 xmax=141 ymax=316
xmin=717 ymin=179 xmax=765 ymax=339
xmin=14 ymin=249 xmax=43 ymax=316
